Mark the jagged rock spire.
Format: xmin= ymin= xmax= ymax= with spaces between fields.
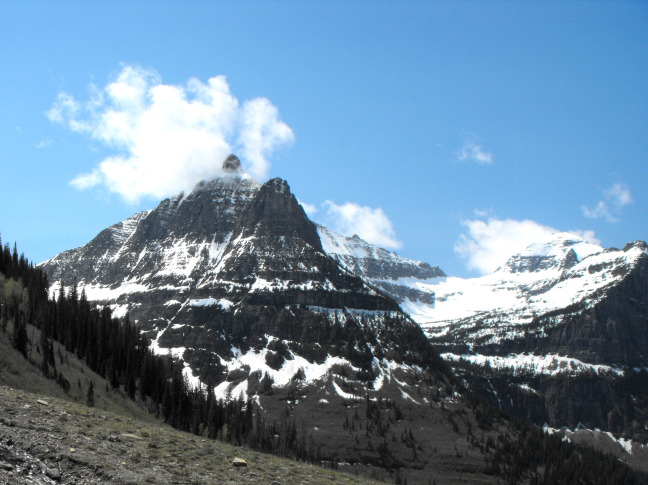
xmin=222 ymin=154 xmax=242 ymax=173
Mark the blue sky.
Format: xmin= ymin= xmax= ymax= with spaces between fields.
xmin=1 ymin=1 xmax=646 ymax=277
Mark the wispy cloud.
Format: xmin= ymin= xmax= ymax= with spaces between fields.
xmin=454 ymin=217 xmax=600 ymax=275
xmin=457 ymin=139 xmax=493 ymax=164
xmin=298 ymin=199 xmax=318 ymax=217
xmin=48 ymin=64 xmax=294 ymax=203
xmin=582 ymin=183 xmax=632 ymax=223
xmin=323 ymin=201 xmax=403 ymax=250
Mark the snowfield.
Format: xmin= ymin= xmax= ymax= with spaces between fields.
xmin=412 ymin=235 xmax=646 ymax=345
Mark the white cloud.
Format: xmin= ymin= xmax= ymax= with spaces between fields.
xmin=48 ymin=65 xmax=294 ymax=203
xmin=457 ymin=140 xmax=493 ymax=164
xmin=298 ymin=200 xmax=318 ymax=217
xmin=454 ymin=217 xmax=600 ymax=275
xmin=569 ymin=229 xmax=601 ymax=245
xmin=239 ymin=98 xmax=295 ymax=182
xmin=605 ymin=183 xmax=632 ymax=206
xmin=582 ymin=183 xmax=632 ymax=223
xmin=582 ymin=201 xmax=616 ymax=222
xmin=323 ymin=201 xmax=403 ymax=250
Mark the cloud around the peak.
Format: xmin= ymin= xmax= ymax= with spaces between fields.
xmin=454 ymin=217 xmax=600 ymax=275
xmin=323 ymin=201 xmax=403 ymax=250
xmin=582 ymin=183 xmax=632 ymax=223
xmin=48 ymin=65 xmax=294 ymax=203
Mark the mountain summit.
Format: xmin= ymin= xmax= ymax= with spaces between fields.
xmin=222 ymin=153 xmax=242 ymax=173
xmin=41 ymin=155 xmax=490 ymax=482
xmin=41 ymin=155 xmax=442 ymax=388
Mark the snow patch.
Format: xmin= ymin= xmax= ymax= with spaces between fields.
xmin=442 ymin=352 xmax=625 ymax=377
xmin=187 ymin=298 xmax=234 ymax=309
xmin=543 ymin=424 xmax=646 ymax=456
xmin=332 ymin=380 xmax=358 ymax=400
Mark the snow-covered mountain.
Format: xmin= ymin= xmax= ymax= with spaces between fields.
xmin=41 ymin=155 xmax=447 ymax=398
xmin=416 ymin=234 xmax=647 ymax=349
xmin=40 ymin=154 xmax=648 ymax=462
xmin=43 ymin=155 xmax=441 ymax=327
xmin=43 ymin=155 xmax=509 ymax=482
xmin=318 ymin=225 xmax=445 ymax=306
xmin=412 ymin=233 xmax=648 ymax=443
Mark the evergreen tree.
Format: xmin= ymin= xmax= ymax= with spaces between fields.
xmin=86 ymin=381 xmax=95 ymax=407
xmin=40 ymin=319 xmax=52 ymax=376
xmin=1 ymin=298 xmax=7 ymax=332
xmin=13 ymin=315 xmax=29 ymax=357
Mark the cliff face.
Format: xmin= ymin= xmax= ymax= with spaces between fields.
xmin=539 ymin=245 xmax=648 ymax=367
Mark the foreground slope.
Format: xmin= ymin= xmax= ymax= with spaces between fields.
xmin=0 ymin=385 xmax=382 ymax=485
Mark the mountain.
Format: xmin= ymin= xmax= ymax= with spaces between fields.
xmin=415 ymin=233 xmax=648 ymax=444
xmin=317 ymin=225 xmax=445 ymax=306
xmin=41 ymin=156 xmax=427 ymax=388
xmin=41 ymin=156 xmax=493 ymax=483
xmin=30 ymin=154 xmax=648 ymax=482
xmin=5 ymin=249 xmax=644 ymax=485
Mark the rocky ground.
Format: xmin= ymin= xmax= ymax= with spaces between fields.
xmin=0 ymin=386 xmax=381 ymax=485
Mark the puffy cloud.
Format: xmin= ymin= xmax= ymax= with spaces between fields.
xmin=568 ymin=229 xmax=600 ymax=246
xmin=454 ymin=217 xmax=600 ymax=275
xmin=323 ymin=201 xmax=403 ymax=250
xmin=582 ymin=183 xmax=632 ymax=223
xmin=239 ymin=98 xmax=295 ymax=182
xmin=48 ymin=65 xmax=294 ymax=203
xmin=457 ymin=139 xmax=493 ymax=164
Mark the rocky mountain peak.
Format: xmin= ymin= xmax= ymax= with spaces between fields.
xmin=624 ymin=240 xmax=648 ymax=252
xmin=264 ymin=177 xmax=290 ymax=193
xmin=232 ymin=177 xmax=321 ymax=251
xmin=499 ymin=232 xmax=603 ymax=274
xmin=222 ymin=153 xmax=242 ymax=173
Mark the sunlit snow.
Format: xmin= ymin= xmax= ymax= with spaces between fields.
xmin=443 ymin=352 xmax=625 ymax=376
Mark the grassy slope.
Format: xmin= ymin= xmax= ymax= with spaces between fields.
xmin=0 ymin=385 xmax=383 ymax=485
xmin=0 ymin=324 xmax=382 ymax=485
xmin=1 ymin=321 xmax=156 ymax=423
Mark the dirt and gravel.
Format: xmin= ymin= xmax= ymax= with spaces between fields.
xmin=0 ymin=386 xmax=380 ymax=485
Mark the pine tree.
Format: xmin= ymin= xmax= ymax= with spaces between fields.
xmin=40 ymin=319 xmax=52 ymax=376
xmin=0 ymin=298 xmax=7 ymax=332
xmin=13 ymin=315 xmax=29 ymax=357
xmin=86 ymin=381 xmax=95 ymax=407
